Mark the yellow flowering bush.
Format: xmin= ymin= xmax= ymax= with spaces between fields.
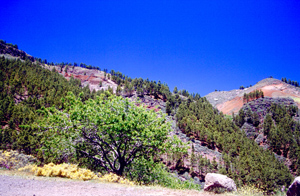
xmin=0 ymin=150 xmax=36 ymax=169
xmin=98 ymin=173 xmax=135 ymax=185
xmin=19 ymin=163 xmax=135 ymax=185
xmin=19 ymin=163 xmax=97 ymax=180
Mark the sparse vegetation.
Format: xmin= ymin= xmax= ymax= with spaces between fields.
xmin=282 ymin=77 xmax=299 ymax=87
xmin=243 ymin=89 xmax=264 ymax=103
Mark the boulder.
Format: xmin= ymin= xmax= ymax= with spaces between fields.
xmin=241 ymin=122 xmax=257 ymax=138
xmin=193 ymin=176 xmax=201 ymax=184
xmin=287 ymin=176 xmax=300 ymax=196
xmin=182 ymin=172 xmax=191 ymax=180
xmin=255 ymin=133 xmax=264 ymax=144
xmin=178 ymin=176 xmax=186 ymax=182
xmin=204 ymin=173 xmax=237 ymax=192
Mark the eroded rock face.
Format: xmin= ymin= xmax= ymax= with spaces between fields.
xmin=287 ymin=177 xmax=300 ymax=196
xmin=204 ymin=173 xmax=237 ymax=192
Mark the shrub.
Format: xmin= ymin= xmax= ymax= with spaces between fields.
xmin=0 ymin=150 xmax=36 ymax=169
xmin=19 ymin=163 xmax=135 ymax=185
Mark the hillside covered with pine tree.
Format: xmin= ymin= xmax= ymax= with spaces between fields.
xmin=1 ymin=40 xmax=300 ymax=194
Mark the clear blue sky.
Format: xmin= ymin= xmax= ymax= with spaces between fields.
xmin=1 ymin=1 xmax=299 ymax=96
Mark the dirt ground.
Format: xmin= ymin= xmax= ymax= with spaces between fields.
xmin=0 ymin=170 xmax=216 ymax=196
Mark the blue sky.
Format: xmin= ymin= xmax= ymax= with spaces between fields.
xmin=1 ymin=1 xmax=299 ymax=96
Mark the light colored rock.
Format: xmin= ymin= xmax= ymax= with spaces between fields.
xmin=182 ymin=172 xmax=191 ymax=180
xmin=287 ymin=176 xmax=300 ymax=196
xmin=255 ymin=133 xmax=264 ymax=144
xmin=178 ymin=176 xmax=186 ymax=182
xmin=204 ymin=173 xmax=237 ymax=192
xmin=241 ymin=122 xmax=256 ymax=138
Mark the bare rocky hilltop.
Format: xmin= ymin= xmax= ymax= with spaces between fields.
xmin=205 ymin=78 xmax=300 ymax=115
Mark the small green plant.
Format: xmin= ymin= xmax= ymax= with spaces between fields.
xmin=152 ymin=165 xmax=201 ymax=190
xmin=225 ymin=115 xmax=233 ymax=121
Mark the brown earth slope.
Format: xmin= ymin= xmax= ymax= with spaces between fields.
xmin=205 ymin=78 xmax=300 ymax=115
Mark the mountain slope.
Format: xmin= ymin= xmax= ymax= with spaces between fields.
xmin=45 ymin=64 xmax=118 ymax=92
xmin=205 ymin=78 xmax=300 ymax=115
xmin=0 ymin=40 xmax=296 ymax=193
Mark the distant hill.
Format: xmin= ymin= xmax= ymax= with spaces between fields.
xmin=205 ymin=78 xmax=300 ymax=115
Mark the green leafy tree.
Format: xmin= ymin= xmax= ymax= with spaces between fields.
xmin=37 ymin=92 xmax=171 ymax=175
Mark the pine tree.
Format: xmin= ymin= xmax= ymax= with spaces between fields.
xmin=116 ymin=85 xmax=122 ymax=96
xmin=253 ymin=113 xmax=260 ymax=127
xmin=173 ymin=86 xmax=178 ymax=94
xmin=263 ymin=114 xmax=273 ymax=136
xmin=165 ymin=101 xmax=172 ymax=115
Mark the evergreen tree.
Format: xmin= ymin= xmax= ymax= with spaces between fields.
xmin=165 ymin=101 xmax=172 ymax=115
xmin=173 ymin=86 xmax=178 ymax=94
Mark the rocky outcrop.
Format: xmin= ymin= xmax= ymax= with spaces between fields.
xmin=204 ymin=173 xmax=237 ymax=192
xmin=241 ymin=122 xmax=257 ymax=138
xmin=131 ymin=95 xmax=166 ymax=113
xmin=254 ymin=133 xmax=265 ymax=145
xmin=242 ymin=97 xmax=297 ymax=117
xmin=287 ymin=176 xmax=300 ymax=196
